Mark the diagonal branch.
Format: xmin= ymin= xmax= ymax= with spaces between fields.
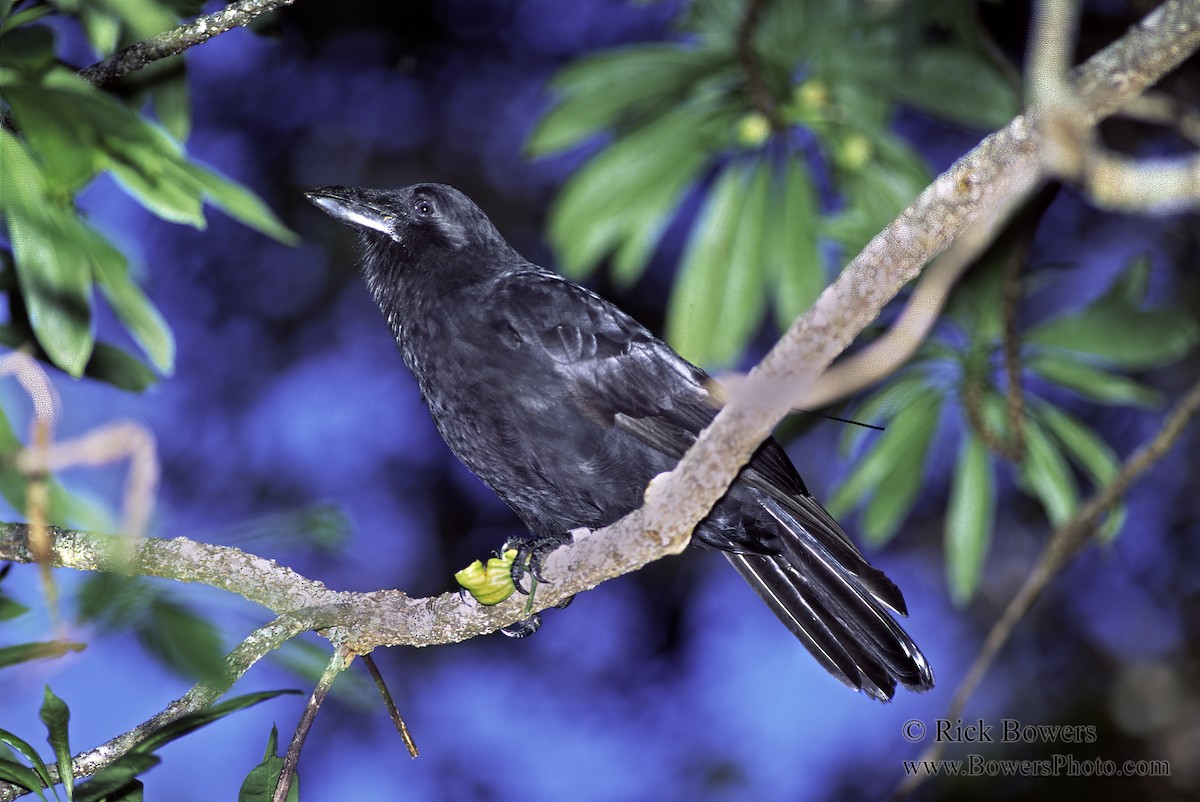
xmin=77 ymin=0 xmax=299 ymax=88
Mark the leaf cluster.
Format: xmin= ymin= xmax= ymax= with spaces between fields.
xmin=528 ymin=0 xmax=1018 ymax=367
xmin=0 ymin=0 xmax=296 ymax=387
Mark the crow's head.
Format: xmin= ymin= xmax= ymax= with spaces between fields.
xmin=306 ymin=182 xmax=511 ymax=258
xmin=307 ymin=182 xmax=518 ymax=303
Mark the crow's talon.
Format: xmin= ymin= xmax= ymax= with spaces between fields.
xmin=503 ymin=533 xmax=571 ymax=595
xmin=500 ymin=614 xmax=541 ymax=639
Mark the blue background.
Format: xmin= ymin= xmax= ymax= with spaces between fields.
xmin=3 ymin=1 xmax=1199 ymax=800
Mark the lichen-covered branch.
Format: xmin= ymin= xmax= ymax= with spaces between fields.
xmin=77 ymin=0 xmax=298 ymax=88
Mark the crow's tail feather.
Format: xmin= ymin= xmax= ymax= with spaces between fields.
xmin=724 ymin=497 xmax=935 ymax=701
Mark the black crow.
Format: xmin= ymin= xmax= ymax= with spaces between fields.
xmin=307 ymin=183 xmax=934 ymax=700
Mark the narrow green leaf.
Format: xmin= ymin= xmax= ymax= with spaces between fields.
xmin=0 ymin=130 xmax=96 ymax=376
xmin=828 ymin=386 xmax=943 ymax=545
xmin=1017 ymin=416 xmax=1078 ymax=527
xmin=527 ymin=44 xmax=719 ymax=155
xmin=0 ymin=755 xmax=47 ymax=799
xmin=547 ymin=102 xmax=731 ymax=279
xmin=0 ymin=641 xmax=86 ymax=668
xmin=885 ymin=46 xmax=1019 ymax=130
xmin=83 ymin=343 xmax=161 ymax=392
xmin=185 ymin=163 xmax=299 ymax=245
xmin=666 ymin=158 xmax=770 ymax=367
xmin=151 ymin=69 xmax=191 ymax=142
xmin=945 ymin=433 xmax=996 ymax=604
xmin=2 ymin=5 xmax=55 ymax=34
xmin=238 ymin=726 xmax=298 ymax=802
xmin=1027 ymin=353 xmax=1159 ymax=408
xmin=861 ymin=393 xmax=944 ymax=544
xmin=132 ymin=690 xmax=302 ymax=755
xmin=0 ymin=727 xmax=54 ymax=791
xmin=79 ymin=6 xmax=119 ymax=55
xmin=0 ymin=594 xmax=30 ymax=621
xmin=137 ymin=599 xmax=226 ymax=682
xmin=1025 ymin=256 xmax=1200 ymax=368
xmin=1033 ymin=401 xmax=1125 ymax=541
xmin=89 ymin=246 xmax=175 ymax=374
xmin=839 ymin=371 xmax=934 ymax=457
xmin=768 ymin=157 xmax=823 ymax=329
xmin=39 ymin=686 xmax=73 ymax=801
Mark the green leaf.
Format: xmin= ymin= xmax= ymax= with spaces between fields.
xmin=185 ymin=163 xmax=299 ymax=246
xmin=0 ymin=726 xmax=54 ymax=793
xmin=0 ymin=593 xmax=30 ymax=622
xmin=0 ymin=130 xmax=96 ymax=376
xmin=527 ymin=44 xmax=721 ymax=155
xmin=83 ymin=343 xmax=161 ymax=392
xmin=151 ymin=69 xmax=191 ymax=142
xmin=1017 ymin=416 xmax=1078 ymax=527
xmin=0 ymin=755 xmax=48 ymax=799
xmin=138 ymin=598 xmax=226 ymax=682
xmin=79 ymin=6 xmax=120 ymax=55
xmin=0 ymin=641 xmax=86 ymax=668
xmin=1027 ymin=353 xmax=1159 ymax=408
xmin=39 ymin=686 xmax=73 ymax=801
xmin=884 ymin=46 xmax=1019 ymax=130
xmin=1033 ymin=401 xmax=1125 ymax=541
xmin=89 ymin=248 xmax=175 ymax=374
xmin=767 ymin=156 xmax=823 ymax=329
xmin=0 ymin=23 xmax=54 ymax=69
xmin=860 ymin=394 xmax=944 ymax=544
xmin=3 ymin=82 xmax=104 ymax=190
xmin=1025 ymin=256 xmax=1200 ymax=368
xmin=666 ymin=158 xmax=770 ymax=367
xmin=828 ymin=386 xmax=943 ymax=544
xmin=546 ymin=102 xmax=731 ymax=279
xmin=945 ymin=433 xmax=996 ymax=604
xmin=839 ymin=370 xmax=935 ymax=457
xmin=132 ymin=690 xmax=302 ymax=756
xmin=238 ymin=726 xmax=299 ymax=802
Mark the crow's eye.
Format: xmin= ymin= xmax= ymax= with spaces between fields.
xmin=414 ymin=199 xmax=434 ymax=217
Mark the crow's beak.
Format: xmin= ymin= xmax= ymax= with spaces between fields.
xmin=305 ymin=186 xmax=400 ymax=240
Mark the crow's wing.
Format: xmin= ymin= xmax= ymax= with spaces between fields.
xmin=493 ymin=269 xmax=932 ymax=699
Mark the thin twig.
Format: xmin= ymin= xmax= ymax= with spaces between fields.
xmin=893 ymin=371 xmax=1200 ymax=800
xmin=362 ymin=654 xmax=420 ymax=758
xmin=274 ymin=646 xmax=353 ymax=802
xmin=735 ymin=0 xmax=783 ymax=131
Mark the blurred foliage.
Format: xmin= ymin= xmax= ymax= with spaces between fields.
xmin=827 ymin=254 xmax=1199 ymax=604
xmin=528 ymin=0 xmax=1019 ymax=367
xmin=0 ymin=0 xmax=297 ymax=387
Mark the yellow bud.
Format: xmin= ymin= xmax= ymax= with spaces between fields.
xmin=838 ymin=134 xmax=872 ymax=170
xmin=735 ymin=112 xmax=772 ymax=148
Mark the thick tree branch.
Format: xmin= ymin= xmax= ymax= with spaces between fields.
xmin=77 ymin=0 xmax=298 ymax=88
